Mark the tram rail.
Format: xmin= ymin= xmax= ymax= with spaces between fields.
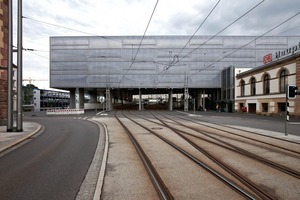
xmin=126 ymin=110 xmax=300 ymax=199
xmin=119 ymin=111 xmax=260 ymax=199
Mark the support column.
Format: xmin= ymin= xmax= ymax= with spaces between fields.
xmin=89 ymin=89 xmax=97 ymax=103
xmin=169 ymin=89 xmax=173 ymax=111
xmin=69 ymin=89 xmax=76 ymax=109
xmin=197 ymin=90 xmax=202 ymax=110
xmin=184 ymin=87 xmax=189 ymax=111
xmin=139 ymin=88 xmax=142 ymax=111
xmin=79 ymin=88 xmax=84 ymax=109
xmin=76 ymin=88 xmax=84 ymax=109
xmin=106 ymin=88 xmax=111 ymax=111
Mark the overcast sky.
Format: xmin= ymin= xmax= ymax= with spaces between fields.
xmin=12 ymin=0 xmax=300 ymax=89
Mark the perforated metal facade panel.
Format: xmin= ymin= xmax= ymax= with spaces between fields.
xmin=50 ymin=35 xmax=300 ymax=89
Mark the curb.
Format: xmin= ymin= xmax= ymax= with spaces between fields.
xmin=0 ymin=123 xmax=42 ymax=153
xmin=93 ymin=121 xmax=109 ymax=200
xmin=75 ymin=119 xmax=109 ymax=200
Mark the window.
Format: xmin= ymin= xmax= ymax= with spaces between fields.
xmin=250 ymin=77 xmax=256 ymax=96
xmin=279 ymin=70 xmax=288 ymax=93
xmin=262 ymin=103 xmax=268 ymax=112
xmin=240 ymin=80 xmax=245 ymax=96
xmin=278 ymin=103 xmax=286 ymax=112
xmin=263 ymin=74 xmax=270 ymax=94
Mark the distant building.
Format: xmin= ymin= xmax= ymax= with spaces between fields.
xmin=23 ymin=87 xmax=70 ymax=112
xmin=0 ymin=0 xmax=8 ymax=125
xmin=235 ymin=48 xmax=300 ymax=116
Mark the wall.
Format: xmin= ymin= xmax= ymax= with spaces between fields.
xmin=0 ymin=0 xmax=8 ymax=126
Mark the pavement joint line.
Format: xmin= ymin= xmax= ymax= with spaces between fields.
xmin=93 ymin=120 xmax=109 ymax=200
xmin=0 ymin=122 xmax=42 ymax=153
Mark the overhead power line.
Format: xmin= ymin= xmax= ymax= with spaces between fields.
xmin=23 ymin=16 xmax=107 ymax=38
xmin=176 ymin=0 xmax=222 ymax=59
xmin=151 ymin=0 xmax=265 ymax=85
xmin=176 ymin=0 xmax=265 ymax=65
xmin=23 ymin=16 xmax=129 ymax=44
xmin=194 ymin=11 xmax=300 ymax=76
xmin=119 ymin=0 xmax=160 ymax=86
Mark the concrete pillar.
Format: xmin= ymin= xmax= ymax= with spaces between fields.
xmin=139 ymin=88 xmax=142 ymax=111
xmin=169 ymin=89 xmax=173 ymax=111
xmin=69 ymin=89 xmax=76 ymax=109
xmin=77 ymin=88 xmax=84 ymax=109
xmin=89 ymin=89 xmax=97 ymax=103
xmin=197 ymin=90 xmax=202 ymax=110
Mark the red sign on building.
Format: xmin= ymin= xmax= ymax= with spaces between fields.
xmin=263 ymin=53 xmax=272 ymax=64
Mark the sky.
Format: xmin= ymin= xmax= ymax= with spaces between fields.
xmin=12 ymin=0 xmax=300 ymax=89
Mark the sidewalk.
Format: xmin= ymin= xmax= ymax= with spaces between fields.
xmin=0 ymin=122 xmax=42 ymax=153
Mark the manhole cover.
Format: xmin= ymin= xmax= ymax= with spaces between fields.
xmin=151 ymin=127 xmax=163 ymax=130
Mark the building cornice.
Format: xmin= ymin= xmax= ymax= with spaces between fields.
xmin=236 ymin=52 xmax=300 ymax=79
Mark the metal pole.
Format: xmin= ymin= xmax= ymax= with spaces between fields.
xmin=17 ymin=0 xmax=23 ymax=131
xmin=7 ymin=0 xmax=13 ymax=132
xmin=285 ymin=84 xmax=288 ymax=136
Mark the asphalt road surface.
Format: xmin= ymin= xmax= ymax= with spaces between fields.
xmin=0 ymin=117 xmax=99 ymax=200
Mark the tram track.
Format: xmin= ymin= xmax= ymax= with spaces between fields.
xmin=172 ymin=111 xmax=300 ymax=150
xmin=150 ymin=112 xmax=300 ymax=179
xmin=126 ymin=110 xmax=300 ymax=199
xmin=117 ymin=111 xmax=262 ymax=199
xmin=114 ymin=111 xmax=174 ymax=200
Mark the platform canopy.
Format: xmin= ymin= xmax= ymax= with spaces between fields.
xmin=50 ymin=35 xmax=300 ymax=89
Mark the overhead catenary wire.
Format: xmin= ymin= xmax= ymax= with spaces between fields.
xmin=193 ymin=11 xmax=300 ymax=77
xmin=118 ymin=0 xmax=159 ymax=87
xmin=175 ymin=0 xmax=265 ymax=65
xmin=151 ymin=0 xmax=265 ymax=86
xmin=23 ymin=16 xmax=131 ymax=44
xmin=152 ymin=0 xmax=221 ymax=87
xmin=23 ymin=16 xmax=108 ymax=38
xmin=176 ymin=0 xmax=222 ymax=59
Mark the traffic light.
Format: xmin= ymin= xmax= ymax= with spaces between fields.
xmin=288 ymin=85 xmax=298 ymax=99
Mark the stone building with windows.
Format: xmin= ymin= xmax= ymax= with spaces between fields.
xmin=235 ymin=50 xmax=300 ymax=116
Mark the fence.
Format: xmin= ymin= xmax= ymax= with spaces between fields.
xmin=46 ymin=109 xmax=84 ymax=115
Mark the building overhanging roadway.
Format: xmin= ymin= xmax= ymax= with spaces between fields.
xmin=49 ymin=35 xmax=300 ymax=110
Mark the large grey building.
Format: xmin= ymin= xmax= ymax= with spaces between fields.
xmin=49 ymin=35 xmax=300 ymax=111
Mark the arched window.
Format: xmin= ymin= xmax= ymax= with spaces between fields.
xmin=240 ymin=80 xmax=245 ymax=97
xmin=263 ymin=74 xmax=270 ymax=94
xmin=250 ymin=77 xmax=256 ymax=96
xmin=279 ymin=69 xmax=288 ymax=93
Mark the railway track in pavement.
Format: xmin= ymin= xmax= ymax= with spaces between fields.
xmin=116 ymin=110 xmax=259 ymax=199
xmin=126 ymin=110 xmax=300 ymax=199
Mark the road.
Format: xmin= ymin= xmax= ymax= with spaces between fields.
xmin=181 ymin=110 xmax=300 ymax=136
xmin=0 ymin=117 xmax=99 ymax=200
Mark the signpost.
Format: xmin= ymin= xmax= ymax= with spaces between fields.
xmin=285 ymin=85 xmax=298 ymax=136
